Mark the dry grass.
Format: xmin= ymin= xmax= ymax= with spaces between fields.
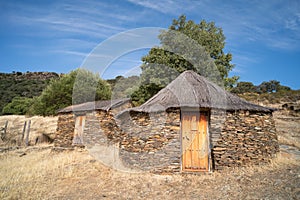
xmin=273 ymin=111 xmax=300 ymax=149
xmin=0 ymin=147 xmax=299 ymax=200
xmin=0 ymin=108 xmax=299 ymax=199
xmin=0 ymin=115 xmax=57 ymax=146
xmin=0 ymin=148 xmax=89 ymax=199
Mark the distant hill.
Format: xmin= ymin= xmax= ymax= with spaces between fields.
xmin=1 ymin=71 xmax=299 ymax=116
xmin=0 ymin=72 xmax=60 ymax=115
xmin=237 ymin=90 xmax=300 ymax=105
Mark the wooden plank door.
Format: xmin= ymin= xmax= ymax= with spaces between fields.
xmin=73 ymin=115 xmax=86 ymax=145
xmin=181 ymin=111 xmax=209 ymax=172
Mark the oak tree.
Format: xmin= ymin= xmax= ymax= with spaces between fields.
xmin=132 ymin=15 xmax=238 ymax=105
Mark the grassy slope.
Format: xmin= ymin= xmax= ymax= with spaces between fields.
xmin=0 ymin=148 xmax=299 ymax=200
xmin=0 ymin=115 xmax=57 ymax=146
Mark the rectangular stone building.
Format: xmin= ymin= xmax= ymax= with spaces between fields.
xmin=54 ymin=98 xmax=131 ymax=148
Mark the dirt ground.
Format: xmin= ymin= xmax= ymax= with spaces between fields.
xmin=0 ymin=109 xmax=299 ymax=200
xmin=0 ymin=147 xmax=299 ymax=200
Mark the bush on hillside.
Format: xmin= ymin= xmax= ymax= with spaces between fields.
xmin=29 ymin=69 xmax=111 ymax=116
xmin=2 ymin=97 xmax=34 ymax=115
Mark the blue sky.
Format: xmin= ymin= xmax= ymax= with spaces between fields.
xmin=0 ymin=0 xmax=299 ymax=89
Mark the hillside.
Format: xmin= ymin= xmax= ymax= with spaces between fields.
xmin=237 ymin=90 xmax=300 ymax=105
xmin=0 ymin=72 xmax=60 ymax=115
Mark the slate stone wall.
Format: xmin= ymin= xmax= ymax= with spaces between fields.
xmin=118 ymin=109 xmax=279 ymax=173
xmin=118 ymin=109 xmax=181 ymax=173
xmin=54 ymin=108 xmax=279 ymax=173
xmin=54 ymin=113 xmax=75 ymax=148
xmin=211 ymin=110 xmax=279 ymax=170
xmin=83 ymin=111 xmax=124 ymax=148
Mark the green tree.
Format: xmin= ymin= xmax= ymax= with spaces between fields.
xmin=131 ymin=83 xmax=162 ymax=106
xmin=277 ymin=85 xmax=291 ymax=92
xmin=2 ymin=97 xmax=34 ymax=115
xmin=29 ymin=69 xmax=111 ymax=116
xmin=132 ymin=15 xmax=238 ymax=105
xmin=257 ymin=80 xmax=281 ymax=93
xmin=111 ymin=76 xmax=140 ymax=99
xmin=231 ymin=82 xmax=257 ymax=94
xmin=73 ymin=69 xmax=111 ymax=104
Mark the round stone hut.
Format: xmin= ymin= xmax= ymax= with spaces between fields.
xmin=116 ymin=71 xmax=279 ymax=173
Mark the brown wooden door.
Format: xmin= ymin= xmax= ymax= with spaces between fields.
xmin=181 ymin=111 xmax=209 ymax=172
xmin=73 ymin=115 xmax=86 ymax=145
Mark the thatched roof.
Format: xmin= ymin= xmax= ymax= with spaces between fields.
xmin=122 ymin=71 xmax=273 ymax=113
xmin=58 ymin=98 xmax=131 ymax=113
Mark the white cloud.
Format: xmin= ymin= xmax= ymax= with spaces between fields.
xmin=127 ymin=0 xmax=193 ymax=15
xmin=285 ymin=12 xmax=300 ymax=32
xmin=223 ymin=1 xmax=300 ymax=51
xmin=1 ymin=0 xmax=300 ymax=79
xmin=52 ymin=50 xmax=88 ymax=57
xmin=128 ymin=0 xmax=300 ymax=51
xmin=5 ymin=0 xmax=141 ymax=39
xmin=127 ymin=0 xmax=173 ymax=13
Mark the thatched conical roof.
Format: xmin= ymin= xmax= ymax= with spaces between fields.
xmin=58 ymin=98 xmax=131 ymax=113
xmin=126 ymin=71 xmax=273 ymax=113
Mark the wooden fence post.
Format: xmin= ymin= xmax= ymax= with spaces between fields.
xmin=21 ymin=121 xmax=27 ymax=142
xmin=25 ymin=120 xmax=31 ymax=146
xmin=1 ymin=121 xmax=8 ymax=141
